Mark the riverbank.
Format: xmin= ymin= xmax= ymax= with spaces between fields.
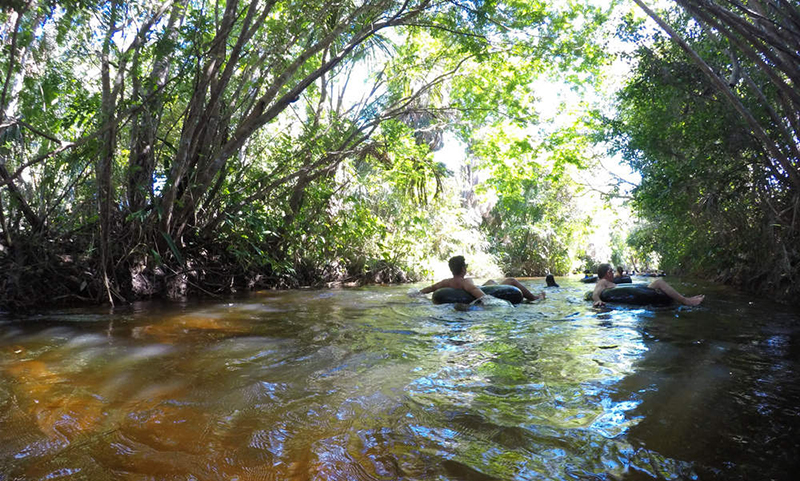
xmin=3 ymin=237 xmax=798 ymax=312
xmin=0 ymin=237 xmax=415 ymax=312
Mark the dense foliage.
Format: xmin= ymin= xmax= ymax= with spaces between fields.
xmin=5 ymin=0 xmax=795 ymax=310
xmin=612 ymin=0 xmax=800 ymax=301
xmin=0 ymin=0 xmax=610 ymax=309
xmin=474 ymin=124 xmax=593 ymax=276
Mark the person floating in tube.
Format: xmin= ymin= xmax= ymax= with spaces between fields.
xmin=410 ymin=255 xmax=545 ymax=302
xmin=591 ymin=263 xmax=704 ymax=308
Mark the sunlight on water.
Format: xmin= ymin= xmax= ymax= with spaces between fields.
xmin=1 ymin=278 xmax=799 ymax=480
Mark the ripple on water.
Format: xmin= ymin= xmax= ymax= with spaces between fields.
xmin=236 ymin=380 xmax=290 ymax=407
xmin=120 ymin=343 xmax=176 ymax=363
xmin=398 ymin=411 xmax=697 ymax=480
xmin=63 ymin=333 xmax=109 ymax=349
xmin=1 ymin=281 xmax=796 ymax=479
xmin=249 ymin=425 xmax=288 ymax=457
xmin=308 ymin=434 xmax=378 ymax=481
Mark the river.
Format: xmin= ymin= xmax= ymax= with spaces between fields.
xmin=1 ymin=277 xmax=798 ymax=480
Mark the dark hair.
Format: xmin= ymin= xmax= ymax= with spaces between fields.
xmin=597 ymin=263 xmax=613 ymax=278
xmin=448 ymin=256 xmax=466 ymax=276
xmin=545 ymin=274 xmax=559 ymax=287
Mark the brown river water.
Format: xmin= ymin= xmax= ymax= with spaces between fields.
xmin=1 ymin=277 xmax=798 ymax=480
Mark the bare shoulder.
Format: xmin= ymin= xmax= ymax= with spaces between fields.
xmin=597 ymin=279 xmax=616 ymax=290
xmin=436 ymin=277 xmax=463 ymax=289
xmin=435 ymin=277 xmax=477 ymax=290
xmin=461 ymin=277 xmax=478 ymax=288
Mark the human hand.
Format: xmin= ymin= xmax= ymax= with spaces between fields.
xmin=593 ymin=300 xmax=605 ymax=308
xmin=470 ymin=296 xmax=486 ymax=306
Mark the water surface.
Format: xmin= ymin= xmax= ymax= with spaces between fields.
xmin=1 ymin=277 xmax=798 ymax=480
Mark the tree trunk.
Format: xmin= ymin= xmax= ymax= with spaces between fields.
xmin=0 ymin=189 xmax=9 ymax=247
xmin=127 ymin=0 xmax=187 ymax=217
xmin=0 ymin=161 xmax=42 ymax=231
xmin=634 ymin=0 xmax=800 ymax=190
xmin=158 ymin=0 xmax=245 ymax=235
xmin=164 ymin=0 xmax=432 ymax=239
xmin=98 ymin=0 xmax=121 ymax=304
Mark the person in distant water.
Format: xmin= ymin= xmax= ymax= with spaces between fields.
xmin=415 ymin=256 xmax=546 ymax=301
xmin=545 ymin=274 xmax=559 ymax=288
xmin=591 ymin=263 xmax=704 ymax=308
xmin=612 ymin=265 xmax=632 ymax=283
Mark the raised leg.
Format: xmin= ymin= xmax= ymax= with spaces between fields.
xmin=648 ymin=278 xmax=704 ymax=306
xmin=499 ymin=277 xmax=545 ymax=301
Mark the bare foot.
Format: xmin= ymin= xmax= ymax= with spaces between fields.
xmin=538 ymin=291 xmax=546 ymax=300
xmin=682 ymin=295 xmax=704 ymax=306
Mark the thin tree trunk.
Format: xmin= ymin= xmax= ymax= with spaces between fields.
xmin=98 ymin=0 xmax=121 ymax=304
xmin=167 ymin=1 xmax=432 ymax=238
xmin=158 ymin=0 xmax=244 ymax=234
xmin=741 ymin=71 xmax=800 ymax=164
xmin=0 ymin=4 xmax=41 ymax=233
xmin=702 ymin=0 xmax=800 ymax=60
xmin=635 ymin=0 xmax=800 ymax=189
xmin=685 ymin=2 xmax=800 ymax=110
xmin=0 ymin=161 xmax=41 ymax=230
xmin=0 ymin=7 xmax=23 ymax=117
xmin=681 ymin=1 xmax=800 ymax=96
xmin=0 ymin=185 xmax=12 ymax=247
xmin=127 ymin=0 xmax=186 ymax=215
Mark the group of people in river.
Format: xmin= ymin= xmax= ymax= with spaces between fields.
xmin=414 ymin=255 xmax=547 ymax=302
xmin=413 ymin=255 xmax=704 ymax=308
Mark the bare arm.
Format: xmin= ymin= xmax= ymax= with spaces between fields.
xmin=417 ymin=277 xmax=485 ymax=301
xmin=419 ymin=279 xmax=447 ymax=294
xmin=462 ymin=278 xmax=486 ymax=301
xmin=592 ymin=279 xmax=615 ymax=307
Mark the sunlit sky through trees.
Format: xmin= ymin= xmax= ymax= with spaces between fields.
xmin=327 ymin=0 xmax=674 ymax=274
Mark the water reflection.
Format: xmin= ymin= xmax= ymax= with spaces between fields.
xmin=1 ymin=278 xmax=798 ymax=479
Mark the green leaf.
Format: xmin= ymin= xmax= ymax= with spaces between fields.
xmin=160 ymin=231 xmax=184 ymax=266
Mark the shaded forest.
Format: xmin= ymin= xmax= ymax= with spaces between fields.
xmin=1 ymin=0 xmax=798 ymax=310
xmin=616 ymin=0 xmax=800 ymax=302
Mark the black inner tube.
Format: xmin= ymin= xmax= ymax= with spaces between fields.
xmin=431 ymin=284 xmax=524 ymax=305
xmin=598 ymin=284 xmax=672 ymax=306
